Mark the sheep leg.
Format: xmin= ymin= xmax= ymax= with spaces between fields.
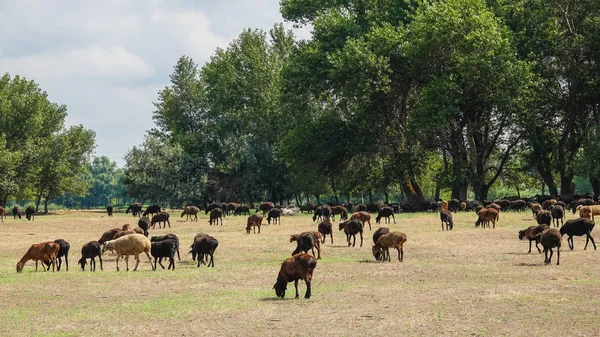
xmin=155 ymin=257 xmax=163 ymax=269
xmin=304 ymin=279 xmax=312 ymax=299
xmin=177 ymin=248 xmax=181 ymax=261
xmin=568 ymin=236 xmax=574 ymax=250
xmin=209 ymin=252 xmax=214 ymax=267
xmin=352 ymin=234 xmax=356 ymax=247
xmin=125 ymin=255 xmax=130 ymax=271
xmin=144 ymin=251 xmax=154 ymax=270
xmin=294 ymin=280 xmax=300 ymax=299
xmin=36 ymin=260 xmax=39 ymax=272
xmin=359 ymin=232 xmax=363 ymax=247
xmin=441 ymin=221 xmax=444 ymax=231
xmin=116 ymin=254 xmax=121 ymax=271
xmin=64 ymin=254 xmax=68 ymax=272
xmin=168 ymin=256 xmax=174 ymax=270
xmin=133 ymin=254 xmax=140 ymax=271
xmin=397 ymin=247 xmax=402 ymax=262
xmin=547 ymin=249 xmax=553 ymax=265
xmin=330 ymin=234 xmax=333 ymax=245
xmin=556 ymin=247 xmax=560 ymax=265
xmin=167 ymin=220 xmax=171 ymax=228
xmin=535 ymin=240 xmax=542 ymax=253
xmin=528 ymin=240 xmax=532 ymax=254
xmin=90 ymin=258 xmax=94 ymax=272
xmin=258 ymin=225 xmax=261 ymax=234
xmin=99 ymin=255 xmax=103 ymax=271
xmin=51 ymin=257 xmax=56 ymax=272
xmin=392 ymin=214 xmax=396 ymax=224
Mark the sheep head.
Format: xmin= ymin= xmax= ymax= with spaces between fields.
xmin=101 ymin=242 xmax=113 ymax=254
xmin=78 ymin=258 xmax=87 ymax=270
xmin=273 ymin=278 xmax=287 ymax=298
xmin=372 ymin=246 xmax=382 ymax=261
xmin=16 ymin=262 xmax=24 ymax=273
xmin=518 ymin=230 xmax=526 ymax=240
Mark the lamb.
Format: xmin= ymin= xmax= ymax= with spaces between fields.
xmin=43 ymin=239 xmax=70 ymax=271
xmin=151 ymin=239 xmax=178 ymax=270
xmin=143 ymin=204 xmax=162 ymax=218
xmin=246 ymin=213 xmax=264 ymax=234
xmin=375 ymin=206 xmax=396 ymax=224
xmin=290 ymin=232 xmax=322 ymax=260
xmin=317 ymin=220 xmax=333 ymax=244
xmin=578 ymin=205 xmax=592 ymax=219
xmin=350 ymin=211 xmax=372 ymax=231
xmin=372 ymin=227 xmax=390 ymax=261
xmin=189 ymin=233 xmax=218 ymax=267
xmin=267 ymin=208 xmax=282 ymax=225
xmin=559 ymin=218 xmax=596 ymax=251
xmin=106 ymin=205 xmax=114 ymax=217
xmin=312 ymin=207 xmax=324 ymax=222
xmin=440 ymin=209 xmax=453 ymax=230
xmin=476 ymin=208 xmax=499 ymax=228
xmin=530 ymin=203 xmax=542 ymax=218
xmin=273 ymin=253 xmax=317 ymax=299
xmin=151 ymin=211 xmax=171 ymax=229
xmin=12 ymin=206 xmax=21 ymax=219
xmin=16 ymin=241 xmax=60 ymax=273
xmin=181 ymin=206 xmax=200 ymax=221
xmin=101 ymin=234 xmax=155 ymax=271
xmin=138 ymin=216 xmax=150 ymax=236
xmin=208 ymin=208 xmax=223 ymax=226
xmin=234 ymin=205 xmax=251 ymax=216
xmin=588 ymin=205 xmax=600 ymax=221
xmin=550 ymin=205 xmax=565 ymax=227
xmin=518 ymin=224 xmax=549 ymax=253
xmin=536 ymin=210 xmax=552 ymax=226
xmin=330 ymin=206 xmax=349 ymax=221
xmin=537 ymin=228 xmax=561 ymax=265
xmin=77 ymin=241 xmax=103 ymax=271
xmin=226 ymin=202 xmax=240 ymax=216
xmin=25 ymin=206 xmax=35 ymax=221
xmin=372 ymin=232 xmax=407 ymax=262
xmin=338 ymin=219 xmax=364 ymax=247
xmin=125 ymin=202 xmax=142 ymax=217
xmin=150 ymin=234 xmax=181 ymax=260
xmin=256 ymin=202 xmax=275 ymax=215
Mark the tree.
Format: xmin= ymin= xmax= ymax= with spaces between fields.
xmin=408 ymin=0 xmax=531 ymax=200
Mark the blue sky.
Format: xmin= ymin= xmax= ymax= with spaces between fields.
xmin=0 ymin=0 xmax=308 ymax=166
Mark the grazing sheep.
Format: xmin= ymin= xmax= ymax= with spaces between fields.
xmin=541 ymin=199 xmax=556 ymax=210
xmin=125 ymin=202 xmax=142 ymax=217
xmin=25 ymin=206 xmax=35 ymax=221
xmin=106 ymin=205 xmax=114 ymax=217
xmin=189 ymin=233 xmax=218 ymax=267
xmin=511 ymin=200 xmax=527 ymax=212
xmin=375 ymin=207 xmax=396 ymax=224
xmin=246 ymin=213 xmax=264 ymax=234
xmin=101 ymin=234 xmax=154 ymax=271
xmin=372 ymin=232 xmax=407 ymax=262
xmin=16 ymin=241 xmax=60 ymax=273
xmin=267 ymin=208 xmax=282 ymax=225
xmin=151 ymin=234 xmax=181 ymax=261
xmin=321 ymin=205 xmax=332 ymax=220
xmin=440 ymin=209 xmax=453 ymax=231
xmin=205 ymin=203 xmax=222 ymax=214
xmin=151 ymin=211 xmax=171 ymax=229
xmin=338 ymin=219 xmax=364 ymax=247
xmin=78 ymin=241 xmax=103 ymax=271
xmin=98 ymin=227 xmax=121 ymax=245
xmin=448 ymin=199 xmax=460 ymax=212
xmin=330 ymin=206 xmax=349 ymax=221
xmin=290 ymin=232 xmax=322 ymax=260
xmin=181 ymin=206 xmax=200 ymax=221
xmin=530 ymin=203 xmax=542 ymax=218
xmin=460 ymin=202 xmax=467 ymax=212
xmin=312 ymin=207 xmax=324 ymax=222
xmin=350 ymin=211 xmax=372 ymax=231
xmin=494 ymin=199 xmax=512 ymax=210
xmin=550 ymin=205 xmax=565 ymax=227
xmin=538 ymin=228 xmax=561 ymax=265
xmin=536 ymin=210 xmax=552 ymax=227
xmin=317 ymin=220 xmax=333 ymax=244
xmin=208 ymin=208 xmax=223 ymax=226
xmin=151 ymin=239 xmax=178 ymax=270
xmin=43 ymin=239 xmax=70 ymax=272
xmin=273 ymin=253 xmax=317 ymax=299
xmin=372 ymin=227 xmax=390 ymax=261
xmin=476 ymin=208 xmax=499 ymax=228
xmin=234 ymin=205 xmax=251 ymax=216
xmin=138 ymin=216 xmax=150 ymax=236
xmin=226 ymin=202 xmax=240 ymax=216
xmin=12 ymin=206 xmax=21 ymax=219
xmin=572 ymin=198 xmax=595 ymax=214
xmin=559 ymin=218 xmax=596 ymax=251
xmin=356 ymin=204 xmax=367 ymax=212
xmin=143 ymin=205 xmax=162 ymax=218
xmin=485 ymin=203 xmax=502 ymax=212
xmin=518 ymin=224 xmax=549 ymax=253
xmin=256 ymin=202 xmax=275 ymax=215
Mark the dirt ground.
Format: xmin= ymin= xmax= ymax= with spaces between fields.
xmin=0 ymin=209 xmax=599 ymax=336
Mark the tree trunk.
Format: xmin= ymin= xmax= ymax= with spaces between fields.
xmin=537 ymin=166 xmax=558 ymax=196
xmin=314 ymin=193 xmax=321 ymax=205
xmin=401 ymin=180 xmax=420 ymax=203
xmin=411 ymin=178 xmax=424 ymax=201
xmin=384 ymin=191 xmax=390 ymax=204
xmin=368 ymin=189 xmax=374 ymax=204
xmin=44 ymin=196 xmax=49 ymax=214
xmin=560 ymin=174 xmax=574 ymax=196
xmin=1 ymin=193 xmax=7 ymax=207
xmin=451 ymin=185 xmax=468 ymax=201
xmin=346 ymin=195 xmax=350 ymax=204
xmin=35 ymin=191 xmax=43 ymax=212
xmin=434 ymin=181 xmax=441 ymax=201
xmin=590 ymin=177 xmax=600 ymax=195
xmin=472 ymin=183 xmax=490 ymax=202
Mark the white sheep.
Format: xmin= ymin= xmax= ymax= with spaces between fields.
xmin=101 ymin=234 xmax=155 ymax=271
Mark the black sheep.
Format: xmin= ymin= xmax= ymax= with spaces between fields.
xmin=317 ymin=220 xmax=333 ymax=244
xmin=375 ymin=207 xmax=396 ymax=224
xmin=312 ymin=207 xmax=324 ymax=222
xmin=12 ymin=206 xmax=21 ymax=219
xmin=77 ymin=241 xmax=103 ymax=271
xmin=291 ymin=232 xmax=316 ymax=257
xmin=559 ymin=218 xmax=596 ymax=251
xmin=440 ymin=210 xmax=453 ymax=230
xmin=143 ymin=204 xmax=162 ymax=218
xmin=550 ymin=205 xmax=565 ymax=227
xmin=138 ymin=216 xmax=150 ymax=236
xmin=267 ymin=208 xmax=282 ymax=225
xmin=44 ymin=239 xmax=70 ymax=271
xmin=125 ymin=202 xmax=142 ymax=217
xmin=151 ymin=239 xmax=178 ymax=270
xmin=339 ymin=219 xmax=364 ymax=247
xmin=372 ymin=227 xmax=390 ymax=261
xmin=190 ymin=233 xmax=219 ymax=267
xmin=106 ymin=205 xmax=114 ymax=217
xmin=536 ymin=210 xmax=552 ymax=226
xmin=234 ymin=205 xmax=250 ymax=216
xmin=209 ymin=208 xmax=223 ymax=226
xmin=25 ymin=206 xmax=35 ymax=221
xmin=151 ymin=234 xmax=181 ymax=260
xmin=151 ymin=212 xmax=171 ymax=229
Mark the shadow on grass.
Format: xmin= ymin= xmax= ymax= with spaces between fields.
xmin=358 ymin=259 xmax=379 ymax=264
xmin=258 ymin=297 xmax=304 ymax=302
xmin=515 ymin=262 xmax=544 ymax=267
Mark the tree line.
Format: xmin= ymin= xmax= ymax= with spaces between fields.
xmin=122 ymin=0 xmax=600 ymax=207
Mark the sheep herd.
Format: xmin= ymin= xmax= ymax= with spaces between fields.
xmin=9 ymin=194 xmax=599 ymax=300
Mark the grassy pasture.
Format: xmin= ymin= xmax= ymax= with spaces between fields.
xmin=0 ymin=209 xmax=599 ymax=336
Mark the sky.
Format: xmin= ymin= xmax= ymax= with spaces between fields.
xmin=0 ymin=0 xmax=309 ymax=166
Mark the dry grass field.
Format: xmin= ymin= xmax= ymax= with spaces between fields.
xmin=1 ymin=209 xmax=599 ymax=337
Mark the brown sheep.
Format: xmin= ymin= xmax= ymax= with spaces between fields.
xmin=476 ymin=208 xmax=499 ymax=228
xmin=550 ymin=205 xmax=565 ymax=227
xmin=151 ymin=212 xmax=171 ymax=228
xmin=317 ymin=220 xmax=333 ymax=244
xmin=330 ymin=206 xmax=349 ymax=221
xmin=113 ymin=229 xmax=136 ymax=240
xmin=208 ymin=208 xmax=223 ymax=226
xmin=256 ymin=202 xmax=275 ymax=215
xmin=273 ymin=253 xmax=317 ymax=299
xmin=530 ymin=203 xmax=542 ymax=218
xmin=485 ymin=203 xmax=501 ymax=212
xmin=460 ymin=202 xmax=467 ymax=212
xmin=588 ymin=205 xmax=600 ymax=221
xmin=181 ymin=206 xmax=200 ymax=221
xmin=25 ymin=206 xmax=35 ymax=221
xmin=375 ymin=207 xmax=395 ymax=224
xmin=290 ymin=231 xmax=322 ymax=259
xmin=536 ymin=210 xmax=552 ymax=226
xmin=440 ymin=201 xmax=449 ymax=211
xmin=440 ymin=209 xmax=453 ymax=230
xmin=538 ymin=228 xmax=561 ymax=265
xmin=350 ymin=211 xmax=372 ymax=231
xmin=518 ymin=224 xmax=549 ymax=253
xmin=578 ymin=205 xmax=592 ymax=220
xmin=246 ymin=213 xmax=263 ymax=234
xmin=98 ymin=227 xmax=121 ymax=245
xmin=226 ymin=202 xmax=240 ymax=216
xmin=372 ymin=232 xmax=407 ymax=262
xmin=16 ymin=241 xmax=60 ymax=273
